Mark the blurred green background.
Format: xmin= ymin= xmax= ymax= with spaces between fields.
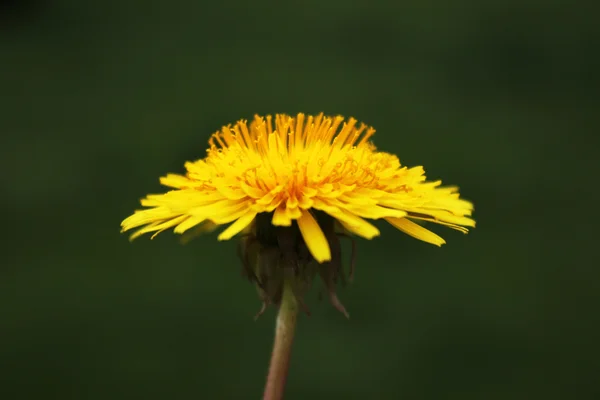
xmin=1 ymin=1 xmax=598 ymax=399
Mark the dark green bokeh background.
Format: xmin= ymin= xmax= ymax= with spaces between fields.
xmin=2 ymin=1 xmax=598 ymax=399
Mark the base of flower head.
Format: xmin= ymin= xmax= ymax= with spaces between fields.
xmin=238 ymin=212 xmax=355 ymax=319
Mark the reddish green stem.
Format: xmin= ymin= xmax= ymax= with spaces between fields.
xmin=263 ymin=280 xmax=298 ymax=400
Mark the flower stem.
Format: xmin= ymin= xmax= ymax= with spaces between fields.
xmin=263 ymin=279 xmax=298 ymax=400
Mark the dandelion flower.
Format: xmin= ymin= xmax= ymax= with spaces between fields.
xmin=120 ymin=112 xmax=476 ymax=399
xmin=121 ymin=113 xmax=475 ymax=262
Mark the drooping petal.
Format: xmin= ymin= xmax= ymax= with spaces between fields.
xmin=313 ymin=199 xmax=380 ymax=239
xmin=385 ymin=217 xmax=446 ymax=246
xmin=129 ymin=215 xmax=188 ymax=240
xmin=272 ymin=204 xmax=292 ymax=226
xmin=173 ymin=215 xmax=206 ymax=234
xmin=297 ymin=209 xmax=331 ymax=263
xmin=218 ymin=210 xmax=258 ymax=241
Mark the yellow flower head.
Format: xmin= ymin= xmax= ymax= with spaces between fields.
xmin=121 ymin=113 xmax=475 ymax=263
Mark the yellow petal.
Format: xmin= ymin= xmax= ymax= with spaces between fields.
xmin=214 ymin=183 xmax=247 ymax=200
xmin=328 ymin=209 xmax=380 ymax=239
xmin=297 ymin=209 xmax=331 ymax=263
xmin=240 ymin=181 xmax=265 ymax=198
xmin=188 ymin=199 xmax=245 ymax=218
xmin=386 ymin=217 xmax=446 ymax=246
xmin=209 ymin=202 xmax=252 ymax=224
xmin=173 ymin=215 xmax=206 ymax=234
xmin=346 ymin=204 xmax=407 ymax=219
xmin=334 ymin=216 xmax=380 ymax=239
xmin=404 ymin=208 xmax=476 ymax=226
xmin=129 ymin=215 xmax=187 ymax=240
xmin=312 ymin=199 xmax=380 ymax=239
xmin=121 ymin=207 xmax=172 ymax=232
xmin=159 ymin=174 xmax=194 ymax=189
xmin=272 ymin=204 xmax=292 ymax=226
xmin=128 ymin=221 xmax=159 ymax=240
xmin=285 ymin=206 xmax=302 ymax=220
xmin=405 ymin=215 xmax=470 ymax=233
xmin=218 ymin=210 xmax=258 ymax=241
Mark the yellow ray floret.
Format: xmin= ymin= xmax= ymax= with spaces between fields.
xmin=121 ymin=113 xmax=475 ymax=263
